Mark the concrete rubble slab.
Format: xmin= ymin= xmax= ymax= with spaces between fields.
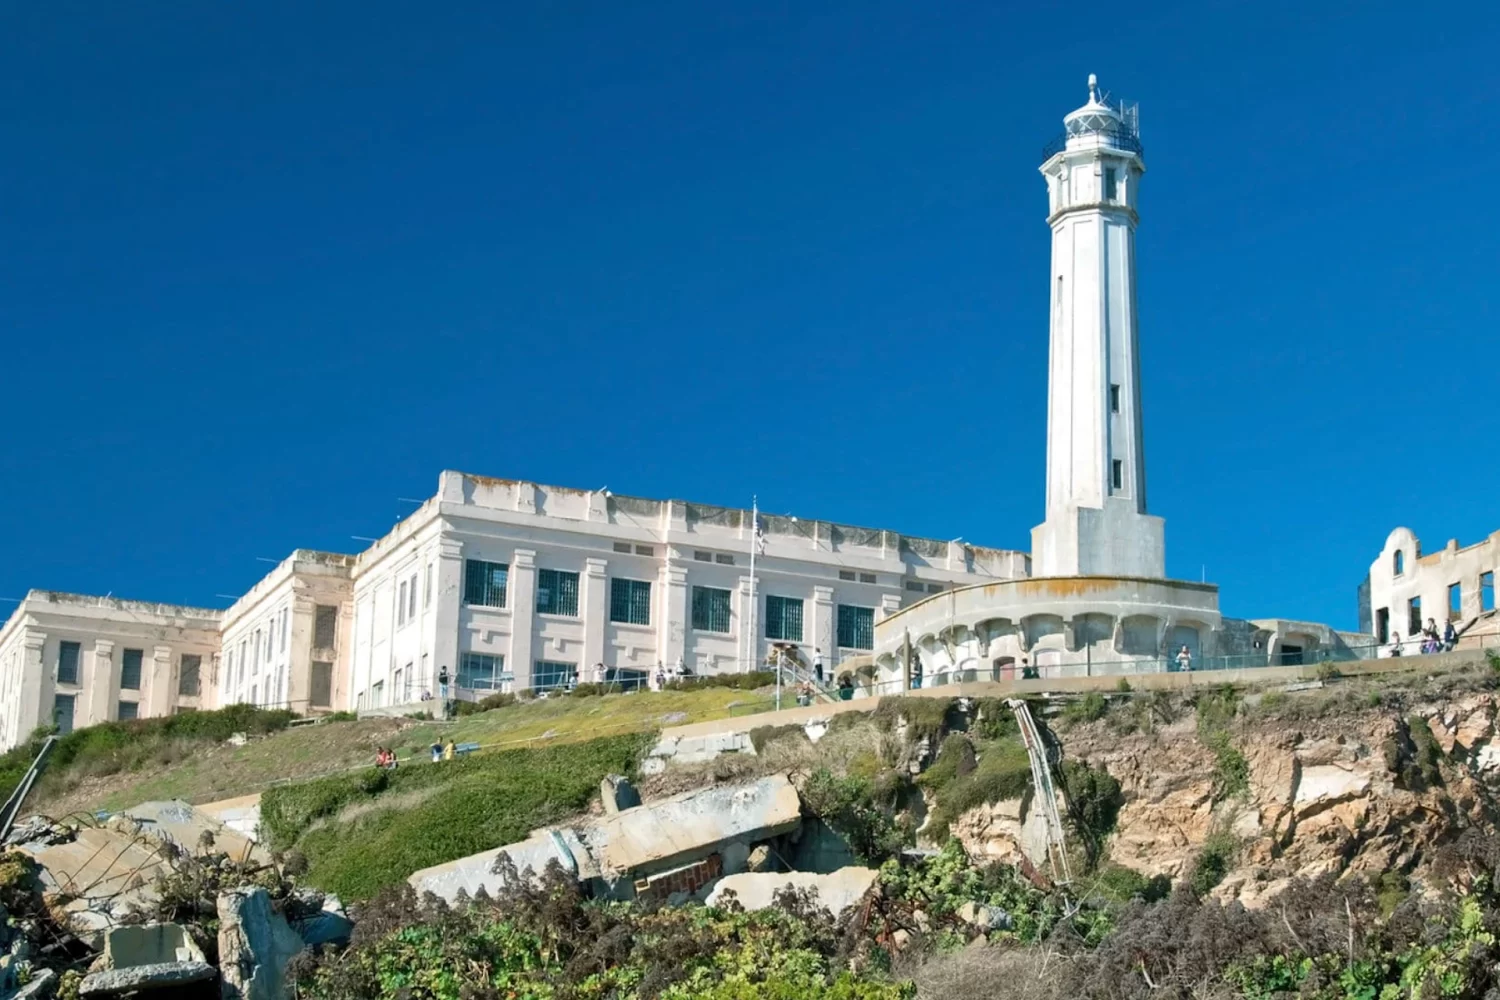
xmin=100 ymin=923 xmax=206 ymax=970
xmin=193 ymin=794 xmax=263 ymax=845
xmin=121 ymin=801 xmax=263 ymax=863
xmin=217 ymin=886 xmax=308 ymax=1000
xmin=409 ymin=774 xmax=803 ymax=904
xmin=706 ymin=866 xmax=880 ymax=919
xmin=18 ymin=826 xmax=170 ymax=943
xmin=78 ymin=961 xmax=217 ymax=996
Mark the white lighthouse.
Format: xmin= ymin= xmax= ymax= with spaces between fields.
xmin=1031 ymin=75 xmax=1165 ymax=579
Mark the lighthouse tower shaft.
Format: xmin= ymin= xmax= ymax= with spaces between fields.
xmin=1031 ymin=78 xmax=1165 ymax=579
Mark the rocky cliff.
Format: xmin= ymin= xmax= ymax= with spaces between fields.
xmin=947 ymin=674 xmax=1500 ymax=906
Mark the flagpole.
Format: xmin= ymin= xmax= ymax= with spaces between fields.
xmin=746 ymin=496 xmax=758 ymax=674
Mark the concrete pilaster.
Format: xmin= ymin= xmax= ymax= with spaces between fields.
xmin=21 ymin=632 xmax=47 ymax=736
xmin=738 ymin=575 xmax=761 ymax=672
xmin=878 ymin=594 xmax=902 ymax=622
xmin=582 ymin=558 xmax=608 ymax=675
xmin=662 ymin=564 xmax=688 ymax=669
xmin=87 ymin=640 xmax=115 ymax=727
xmin=509 ymin=550 xmax=537 ymax=691
xmin=811 ymin=586 xmax=835 ymax=665
xmin=148 ymin=645 xmax=172 ymax=717
xmin=432 ymin=536 xmax=465 ymax=703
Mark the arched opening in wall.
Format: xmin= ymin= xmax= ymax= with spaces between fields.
xmin=1393 ymin=550 xmax=1405 ymax=576
xmin=1033 ymin=648 xmax=1063 ymax=678
xmin=993 ymin=656 xmax=1017 ymax=681
xmin=1120 ymin=615 xmax=1160 ymax=656
xmin=1023 ymin=614 xmax=1065 ymax=648
xmin=1073 ymin=613 xmax=1113 ymax=654
xmin=1169 ymin=625 xmax=1201 ymax=671
xmin=1280 ymin=632 xmax=1321 ymax=666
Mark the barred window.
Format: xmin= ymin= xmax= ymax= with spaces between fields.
xmin=859 ymin=573 xmax=877 ymax=584
xmin=693 ymin=551 xmax=713 ymax=563
xmin=178 ymin=655 xmax=202 ymax=697
xmin=691 ymin=586 xmax=732 ymax=634
xmin=610 ymin=579 xmax=652 ymax=625
xmin=927 ymin=583 xmax=944 ymax=594
xmin=765 ymin=595 xmax=804 ymax=642
xmin=635 ymin=545 xmax=654 ymax=556
xmin=613 ymin=542 xmax=632 ymax=554
xmin=117 ymin=701 xmax=139 ymax=721
xmin=838 ymin=570 xmax=856 ymax=581
xmin=310 ymin=662 xmax=333 ymax=708
xmin=534 ymin=661 xmax=577 ymax=692
xmin=464 ymin=559 xmax=509 ymax=608
xmin=458 ymin=652 xmax=503 ymax=690
xmin=121 ymin=648 xmax=143 ymax=690
xmin=397 ymin=582 xmax=408 ymax=625
xmin=314 ymin=605 xmax=338 ymax=648
xmin=537 ymin=569 xmax=580 ymax=617
xmin=837 ymin=605 xmax=875 ymax=650
xmin=714 ymin=553 xmax=734 ymax=565
xmin=57 ymin=642 xmax=80 ymax=685
xmin=904 ymin=580 xmax=925 ymax=592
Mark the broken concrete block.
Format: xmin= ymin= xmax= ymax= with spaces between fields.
xmin=599 ymin=775 xmax=640 ymax=814
xmin=9 ymin=967 xmax=56 ymax=999
xmin=706 ymin=867 xmax=879 ymax=919
xmin=217 ymin=888 xmax=306 ymax=1000
xmin=100 ymin=923 xmax=205 ymax=970
xmin=78 ymin=961 xmax=216 ymax=996
xmin=956 ymin=901 xmax=1012 ymax=931
xmin=4 ymin=818 xmax=72 ymax=849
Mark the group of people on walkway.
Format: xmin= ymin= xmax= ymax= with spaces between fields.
xmin=1390 ymin=618 xmax=1458 ymax=657
xmin=374 ymin=747 xmax=398 ymax=770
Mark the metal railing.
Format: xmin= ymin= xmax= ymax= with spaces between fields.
xmin=1042 ymin=124 xmax=1143 ymax=159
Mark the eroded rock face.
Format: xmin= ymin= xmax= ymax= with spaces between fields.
xmin=950 ymin=693 xmax=1500 ymax=906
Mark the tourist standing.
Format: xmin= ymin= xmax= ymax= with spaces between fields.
xmin=1176 ymin=645 xmax=1192 ymax=672
xmin=1444 ymin=620 xmax=1458 ymax=652
xmin=813 ymin=648 xmax=824 ymax=684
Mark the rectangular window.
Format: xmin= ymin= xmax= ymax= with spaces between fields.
xmin=1408 ymin=596 xmax=1422 ymax=637
xmin=1110 ymin=384 xmax=1121 ymax=413
xmin=1112 ymin=460 xmax=1123 ymax=490
xmin=178 ymin=655 xmax=202 ymax=697
xmin=927 ymin=583 xmax=944 ymax=594
xmin=1103 ymin=166 xmax=1118 ymax=201
xmin=458 ymin=652 xmax=503 ymax=690
xmin=424 ymin=563 xmax=433 ymax=608
xmin=765 ymin=595 xmax=804 ymax=642
xmin=310 ymin=662 xmax=333 ymax=708
xmin=281 ymin=608 xmax=289 ymax=651
xmin=693 ymin=551 xmax=713 ymax=563
xmin=612 ymin=542 xmax=632 ymax=554
xmin=691 ymin=586 xmax=732 ymax=633
xmin=1484 ymin=572 xmax=1496 ymax=613
xmin=533 ymin=661 xmax=577 ymax=693
xmin=634 ymin=545 xmax=654 ymax=556
xmin=397 ymin=582 xmax=408 ymax=625
xmin=1375 ymin=608 xmax=1390 ymax=645
xmin=408 ymin=574 xmax=418 ymax=621
xmin=250 ymin=684 xmax=258 ymax=706
xmin=463 ymin=559 xmax=509 ymax=608
xmin=837 ymin=605 xmax=875 ymax=650
xmin=313 ymin=605 xmax=338 ymax=648
xmin=904 ymin=580 xmax=925 ymax=592
xmin=536 ymin=569 xmax=580 ymax=617
xmin=859 ymin=572 xmax=878 ymax=584
xmin=1450 ymin=583 xmax=1462 ymax=617
xmin=838 ymin=570 xmax=856 ymax=581
xmin=610 ymin=579 xmax=652 ymax=625
xmin=118 ymin=701 xmax=139 ymax=722
xmin=53 ymin=694 xmax=75 ymax=734
xmin=714 ymin=553 xmax=734 ymax=565
xmin=57 ymin=641 xmax=81 ymax=685
xmin=120 ymin=648 xmax=143 ymax=690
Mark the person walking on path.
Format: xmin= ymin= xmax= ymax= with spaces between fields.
xmin=813 ymin=649 xmax=824 ymax=685
xmin=443 ymin=739 xmax=456 ymax=762
xmin=1444 ymin=620 xmax=1458 ymax=652
xmin=430 ymin=741 xmax=443 ymax=764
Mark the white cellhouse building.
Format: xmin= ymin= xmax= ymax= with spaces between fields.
xmin=344 ymin=471 xmax=1029 ymax=710
xmin=866 ymin=77 xmax=1368 ymax=687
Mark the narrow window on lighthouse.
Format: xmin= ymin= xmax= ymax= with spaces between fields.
xmin=1111 ymin=460 xmax=1123 ymax=491
xmin=1103 ymin=167 xmax=1118 ymax=201
xmin=1110 ymin=384 xmax=1121 ymax=413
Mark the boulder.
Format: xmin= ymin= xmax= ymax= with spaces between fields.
xmin=956 ymin=901 xmax=1012 ymax=931
xmin=290 ymin=896 xmax=352 ymax=950
xmin=217 ymin=888 xmax=306 ymax=1000
xmin=78 ymin=961 xmax=216 ymax=996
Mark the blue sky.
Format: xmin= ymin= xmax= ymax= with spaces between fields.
xmin=1 ymin=0 xmax=1495 ymax=630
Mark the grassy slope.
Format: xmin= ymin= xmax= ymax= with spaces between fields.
xmin=264 ymin=732 xmax=655 ymax=900
xmin=31 ymin=686 xmax=774 ymax=817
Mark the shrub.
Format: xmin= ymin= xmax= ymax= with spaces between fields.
xmin=799 ymin=767 xmax=910 ymax=864
xmin=1062 ymin=691 xmax=1109 ymax=724
xmin=749 ymin=723 xmax=808 ymax=754
xmin=1203 ymin=729 xmax=1249 ymax=802
xmin=1188 ymin=829 xmax=1239 ymax=896
xmin=918 ymin=734 xmax=978 ymax=792
xmin=324 ymin=711 xmax=358 ymax=723
xmin=665 ymin=670 xmax=777 ymax=692
xmin=1315 ymin=661 xmax=1342 ymax=682
xmin=971 ymin=699 xmax=1019 ymax=741
xmin=872 ymin=697 xmax=955 ymax=745
xmin=925 ymin=736 xmax=1032 ymax=842
xmin=1060 ymin=759 xmax=1124 ymax=871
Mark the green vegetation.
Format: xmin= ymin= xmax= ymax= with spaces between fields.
xmin=261 ymin=732 xmax=653 ymax=900
xmin=1091 ymin=862 xmax=1171 ymax=904
xmin=1059 ymin=759 xmax=1124 ymax=871
xmin=0 ymin=705 xmax=296 ymax=808
xmin=664 ymin=669 xmax=778 ymax=692
xmin=922 ymin=734 xmax=1032 ymax=842
xmin=1194 ymin=686 xmax=1249 ymax=803
xmin=871 ymin=696 xmax=955 ymax=745
xmin=748 ymin=723 xmax=809 ymax=754
xmin=1187 ymin=827 xmax=1239 ymax=897
xmin=1061 ymin=691 xmax=1110 ymax=724
xmin=799 ymin=767 xmax=911 ymax=864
